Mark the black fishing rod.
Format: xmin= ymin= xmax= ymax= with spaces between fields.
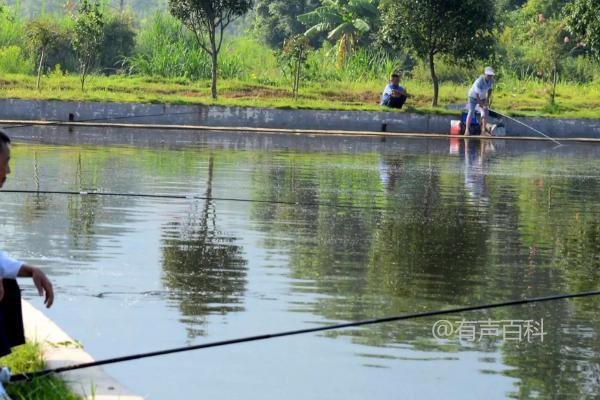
xmin=1 ymin=189 xmax=390 ymax=211
xmin=10 ymin=289 xmax=600 ymax=383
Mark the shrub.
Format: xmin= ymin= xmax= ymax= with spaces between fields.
xmin=99 ymin=14 xmax=136 ymax=74
xmin=0 ymin=45 xmax=34 ymax=74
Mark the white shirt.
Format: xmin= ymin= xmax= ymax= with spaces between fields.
xmin=0 ymin=251 xmax=23 ymax=279
xmin=469 ymin=76 xmax=494 ymax=99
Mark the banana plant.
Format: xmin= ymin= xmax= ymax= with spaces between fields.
xmin=298 ymin=0 xmax=378 ymax=66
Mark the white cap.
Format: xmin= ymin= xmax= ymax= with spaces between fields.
xmin=484 ymin=67 xmax=495 ymax=76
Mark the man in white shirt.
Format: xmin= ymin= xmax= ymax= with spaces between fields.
xmin=0 ymin=131 xmax=54 ymax=362
xmin=465 ymin=67 xmax=495 ymax=136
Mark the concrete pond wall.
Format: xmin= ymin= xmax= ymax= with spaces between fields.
xmin=0 ymin=98 xmax=598 ymax=138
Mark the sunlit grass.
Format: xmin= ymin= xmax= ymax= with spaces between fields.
xmin=1 ymin=72 xmax=599 ymax=118
xmin=0 ymin=343 xmax=79 ymax=400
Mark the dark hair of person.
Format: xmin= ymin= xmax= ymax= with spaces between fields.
xmin=390 ymin=73 xmax=400 ymax=80
xmin=0 ymin=130 xmax=10 ymax=154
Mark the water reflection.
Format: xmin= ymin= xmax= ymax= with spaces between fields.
xmin=161 ymin=156 xmax=247 ymax=338
xmin=248 ymin=144 xmax=600 ymax=398
xmin=1 ymin=138 xmax=599 ymax=399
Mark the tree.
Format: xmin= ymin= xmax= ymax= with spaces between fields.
xmin=298 ymin=0 xmax=378 ymax=65
xmin=72 ymin=0 xmax=104 ymax=91
xmin=564 ymin=0 xmax=600 ymax=59
xmin=169 ymin=0 xmax=253 ymax=99
xmin=27 ymin=19 xmax=61 ymax=90
xmin=280 ymin=34 xmax=311 ymax=99
xmin=527 ymin=19 xmax=573 ymax=105
xmin=381 ymin=0 xmax=496 ymax=106
xmin=254 ymin=0 xmax=321 ymax=48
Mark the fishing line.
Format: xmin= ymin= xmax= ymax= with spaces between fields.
xmin=9 ymin=289 xmax=600 ymax=383
xmin=490 ymin=109 xmax=562 ymax=146
xmin=1 ymin=189 xmax=391 ymax=211
xmin=0 ymin=110 xmax=205 ymax=130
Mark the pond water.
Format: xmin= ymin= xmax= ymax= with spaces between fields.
xmin=0 ymin=130 xmax=599 ymax=399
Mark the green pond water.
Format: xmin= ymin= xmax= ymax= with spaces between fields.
xmin=0 ymin=133 xmax=598 ymax=399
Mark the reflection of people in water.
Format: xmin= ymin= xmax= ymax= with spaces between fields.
xmin=379 ymin=158 xmax=404 ymax=191
xmin=462 ymin=139 xmax=495 ymax=206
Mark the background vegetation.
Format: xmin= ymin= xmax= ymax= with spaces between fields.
xmin=0 ymin=0 xmax=598 ymax=117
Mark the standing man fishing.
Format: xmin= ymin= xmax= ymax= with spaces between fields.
xmin=0 ymin=130 xmax=54 ymax=399
xmin=465 ymin=67 xmax=495 ymax=136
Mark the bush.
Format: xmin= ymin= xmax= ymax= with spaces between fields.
xmin=99 ymin=14 xmax=136 ymax=74
xmin=561 ymin=56 xmax=599 ymax=84
xmin=410 ymin=59 xmax=479 ymax=84
xmin=0 ymin=46 xmax=34 ymax=74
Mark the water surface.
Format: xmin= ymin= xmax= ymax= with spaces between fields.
xmin=1 ymin=130 xmax=599 ymax=399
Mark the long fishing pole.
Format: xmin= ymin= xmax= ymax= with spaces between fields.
xmin=0 ymin=189 xmax=389 ymax=211
xmin=490 ymin=109 xmax=562 ymax=146
xmin=0 ymin=110 xmax=205 ymax=130
xmin=10 ymin=289 xmax=600 ymax=383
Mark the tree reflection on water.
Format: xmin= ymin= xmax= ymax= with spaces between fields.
xmin=161 ymin=155 xmax=247 ymax=338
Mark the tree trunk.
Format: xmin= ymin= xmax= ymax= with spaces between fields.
xmin=294 ymin=58 xmax=301 ymax=99
xmin=120 ymin=0 xmax=124 ymax=13
xmin=36 ymin=48 xmax=45 ymax=91
xmin=81 ymin=62 xmax=87 ymax=91
xmin=210 ymin=38 xmax=218 ymax=100
xmin=429 ymin=51 xmax=439 ymax=107
xmin=551 ymin=66 xmax=558 ymax=106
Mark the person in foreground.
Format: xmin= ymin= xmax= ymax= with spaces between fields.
xmin=0 ymin=130 xmax=54 ymax=399
xmin=381 ymin=73 xmax=408 ymax=109
xmin=465 ymin=67 xmax=495 ymax=136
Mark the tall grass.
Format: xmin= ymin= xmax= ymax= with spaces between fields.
xmin=0 ymin=11 xmax=27 ymax=48
xmin=128 ymin=13 xmax=246 ymax=80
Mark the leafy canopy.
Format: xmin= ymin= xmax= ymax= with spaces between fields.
xmin=380 ymin=0 xmax=496 ymax=62
xmin=564 ymin=0 xmax=600 ymax=58
xmin=169 ymin=0 xmax=253 ymax=53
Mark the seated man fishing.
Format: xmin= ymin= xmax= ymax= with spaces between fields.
xmin=0 ymin=131 xmax=54 ymax=399
xmin=381 ymin=73 xmax=408 ymax=109
xmin=465 ymin=67 xmax=495 ymax=136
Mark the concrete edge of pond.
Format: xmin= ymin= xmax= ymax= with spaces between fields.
xmin=21 ymin=301 xmax=144 ymax=400
xmin=0 ymin=98 xmax=599 ymax=139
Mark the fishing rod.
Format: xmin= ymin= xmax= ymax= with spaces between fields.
xmin=0 ymin=110 xmax=205 ymax=130
xmin=490 ymin=109 xmax=562 ymax=146
xmin=9 ymin=289 xmax=600 ymax=383
xmin=1 ymin=189 xmax=391 ymax=211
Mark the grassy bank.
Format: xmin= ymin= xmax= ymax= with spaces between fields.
xmin=0 ymin=343 xmax=79 ymax=400
xmin=1 ymin=73 xmax=599 ymax=119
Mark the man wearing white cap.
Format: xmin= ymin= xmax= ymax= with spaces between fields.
xmin=465 ymin=67 xmax=495 ymax=136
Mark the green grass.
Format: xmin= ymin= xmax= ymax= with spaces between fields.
xmin=0 ymin=343 xmax=79 ymax=400
xmin=1 ymin=72 xmax=600 ymax=119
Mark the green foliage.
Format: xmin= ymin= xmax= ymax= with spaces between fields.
xmin=99 ymin=13 xmax=136 ymax=74
xmin=298 ymin=0 xmax=379 ymax=65
xmin=72 ymin=0 xmax=105 ymax=90
xmin=522 ymin=0 xmax=570 ymax=17
xmin=128 ymin=12 xmax=244 ymax=80
xmin=0 ymin=9 xmax=26 ymax=48
xmin=0 ymin=45 xmax=33 ymax=73
xmin=168 ymin=0 xmax=253 ymax=98
xmin=279 ymin=34 xmax=311 ymax=97
xmin=564 ymin=0 xmax=600 ymax=59
xmin=254 ymin=0 xmax=322 ymax=48
xmin=27 ymin=18 xmax=65 ymax=89
xmin=381 ymin=0 xmax=496 ymax=106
